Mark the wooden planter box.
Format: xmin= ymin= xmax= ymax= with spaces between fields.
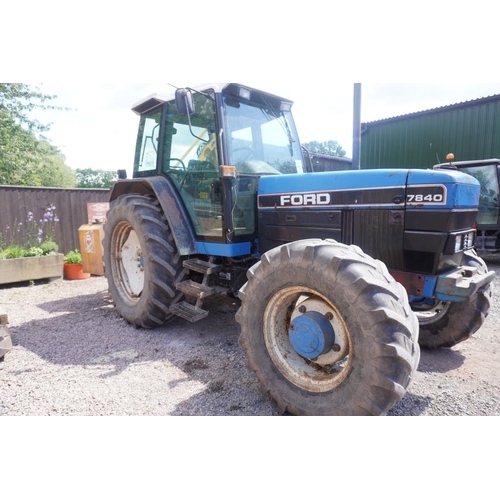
xmin=0 ymin=254 xmax=64 ymax=285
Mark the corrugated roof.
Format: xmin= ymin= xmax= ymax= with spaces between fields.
xmin=363 ymin=93 xmax=500 ymax=126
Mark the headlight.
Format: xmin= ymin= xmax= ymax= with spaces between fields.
xmin=464 ymin=231 xmax=475 ymax=249
xmin=454 ymin=231 xmax=475 ymax=253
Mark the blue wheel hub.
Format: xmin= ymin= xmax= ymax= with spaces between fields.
xmin=289 ymin=311 xmax=336 ymax=359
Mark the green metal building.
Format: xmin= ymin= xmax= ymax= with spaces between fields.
xmin=361 ymin=94 xmax=500 ymax=169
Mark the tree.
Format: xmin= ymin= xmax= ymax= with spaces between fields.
xmin=0 ymin=83 xmax=56 ymax=134
xmin=302 ymin=140 xmax=346 ymax=157
xmin=36 ymin=142 xmax=77 ymax=188
xmin=75 ymin=168 xmax=118 ymax=189
xmin=0 ymin=83 xmax=73 ymax=187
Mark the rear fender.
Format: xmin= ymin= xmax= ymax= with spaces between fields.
xmin=109 ymin=177 xmax=197 ymax=256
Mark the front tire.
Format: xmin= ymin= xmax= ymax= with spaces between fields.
xmin=236 ymin=239 xmax=420 ymax=416
xmin=415 ymin=250 xmax=492 ymax=349
xmin=103 ymin=194 xmax=186 ymax=329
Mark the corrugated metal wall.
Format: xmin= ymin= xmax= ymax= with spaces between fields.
xmin=0 ymin=186 xmax=110 ymax=255
xmin=361 ymin=95 xmax=500 ymax=169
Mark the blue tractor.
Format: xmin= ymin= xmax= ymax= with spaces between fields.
xmin=104 ymin=84 xmax=494 ymax=416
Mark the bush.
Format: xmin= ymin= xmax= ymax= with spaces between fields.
xmin=40 ymin=240 xmax=59 ymax=255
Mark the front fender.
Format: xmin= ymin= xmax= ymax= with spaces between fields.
xmin=109 ymin=177 xmax=197 ymax=256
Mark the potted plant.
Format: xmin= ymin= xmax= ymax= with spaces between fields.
xmin=63 ymin=249 xmax=90 ymax=280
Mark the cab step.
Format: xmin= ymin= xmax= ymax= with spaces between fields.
xmin=171 ymin=258 xmax=221 ymax=323
xmin=183 ymin=258 xmax=222 ymax=276
xmin=175 ymin=280 xmax=216 ymax=300
xmin=169 ymin=301 xmax=209 ymax=323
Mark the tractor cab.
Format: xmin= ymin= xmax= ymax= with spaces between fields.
xmin=131 ymin=84 xmax=305 ymax=254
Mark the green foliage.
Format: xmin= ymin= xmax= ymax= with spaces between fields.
xmin=64 ymin=249 xmax=82 ymax=264
xmin=40 ymin=240 xmax=59 ymax=254
xmin=36 ymin=142 xmax=77 ymax=188
xmin=0 ymin=83 xmax=74 ymax=188
xmin=24 ymin=247 xmax=45 ymax=257
xmin=0 ymin=83 xmax=57 ymax=132
xmin=0 ymin=245 xmax=25 ymax=259
xmin=74 ymin=168 xmax=118 ymax=189
xmin=302 ymin=140 xmax=346 ymax=157
xmin=0 ymin=244 xmax=58 ymax=260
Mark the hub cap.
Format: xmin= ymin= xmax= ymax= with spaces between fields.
xmin=289 ymin=311 xmax=336 ymax=359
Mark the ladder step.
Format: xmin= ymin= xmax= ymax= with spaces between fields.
xmin=169 ymin=301 xmax=209 ymax=323
xmin=176 ymin=280 xmax=215 ymax=299
xmin=183 ymin=258 xmax=222 ymax=275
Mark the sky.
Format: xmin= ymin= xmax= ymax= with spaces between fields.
xmin=35 ymin=83 xmax=500 ymax=177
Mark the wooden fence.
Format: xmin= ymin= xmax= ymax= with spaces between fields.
xmin=0 ymin=185 xmax=111 ymax=256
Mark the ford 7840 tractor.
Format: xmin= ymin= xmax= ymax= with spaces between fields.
xmin=103 ymin=84 xmax=494 ymax=416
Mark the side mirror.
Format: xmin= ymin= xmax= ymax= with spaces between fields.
xmin=175 ymin=88 xmax=195 ymax=116
xmin=117 ymin=170 xmax=128 ymax=180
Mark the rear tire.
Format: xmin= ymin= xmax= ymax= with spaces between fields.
xmin=236 ymin=239 xmax=420 ymax=416
xmin=103 ymin=194 xmax=186 ymax=329
xmin=415 ymin=250 xmax=492 ymax=349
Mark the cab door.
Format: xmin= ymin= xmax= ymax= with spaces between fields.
xmin=160 ymin=92 xmax=224 ymax=241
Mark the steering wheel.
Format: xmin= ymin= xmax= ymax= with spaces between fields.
xmin=165 ymin=159 xmax=186 ymax=182
xmin=233 ymin=147 xmax=254 ymax=163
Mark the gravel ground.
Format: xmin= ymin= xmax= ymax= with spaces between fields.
xmin=1 ymin=256 xmax=499 ymax=416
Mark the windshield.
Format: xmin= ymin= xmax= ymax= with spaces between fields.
xmin=223 ymin=95 xmax=304 ymax=175
xmin=461 ymin=164 xmax=500 ymax=226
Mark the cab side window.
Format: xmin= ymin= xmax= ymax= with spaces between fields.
xmin=134 ymin=109 xmax=162 ymax=175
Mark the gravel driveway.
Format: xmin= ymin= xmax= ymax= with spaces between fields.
xmin=1 ymin=257 xmax=499 ymax=416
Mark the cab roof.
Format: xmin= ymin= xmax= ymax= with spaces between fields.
xmin=131 ymin=83 xmax=294 ymax=115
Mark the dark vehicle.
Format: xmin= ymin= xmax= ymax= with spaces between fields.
xmin=103 ymin=84 xmax=494 ymax=416
xmin=435 ymin=157 xmax=500 ymax=254
xmin=0 ymin=313 xmax=11 ymax=360
xmin=302 ymin=148 xmax=354 ymax=172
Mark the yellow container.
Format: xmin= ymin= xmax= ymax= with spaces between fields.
xmin=79 ymin=224 xmax=105 ymax=276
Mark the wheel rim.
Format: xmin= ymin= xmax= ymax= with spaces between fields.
xmin=111 ymin=221 xmax=144 ymax=302
xmin=263 ymin=286 xmax=352 ymax=393
xmin=413 ymin=300 xmax=451 ymax=325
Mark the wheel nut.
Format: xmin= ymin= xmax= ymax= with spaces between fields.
xmin=332 ymin=344 xmax=341 ymax=352
xmin=299 ymin=306 xmax=307 ymax=314
xmin=325 ymin=312 xmax=334 ymax=321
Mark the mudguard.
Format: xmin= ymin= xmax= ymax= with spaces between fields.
xmin=109 ymin=176 xmax=197 ymax=256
